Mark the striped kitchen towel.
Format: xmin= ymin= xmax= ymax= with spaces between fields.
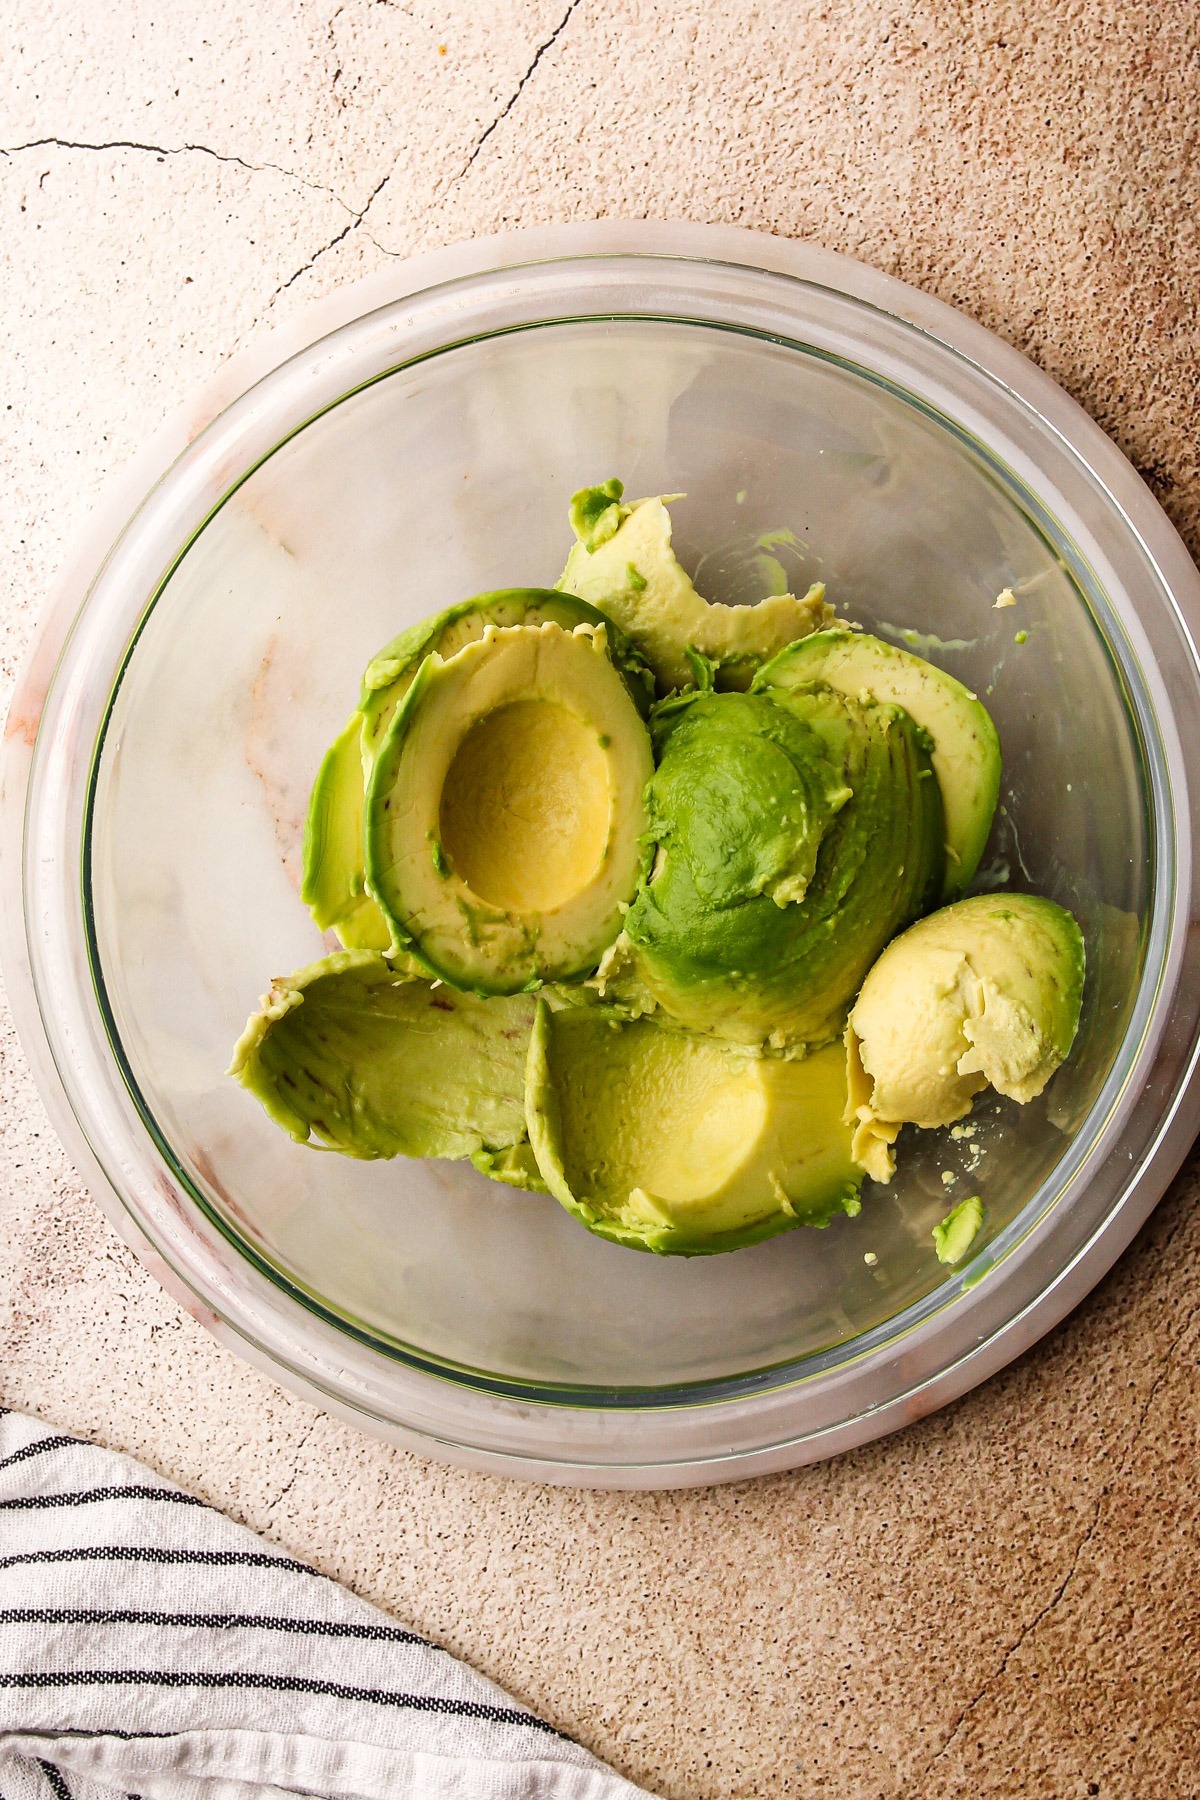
xmin=0 ymin=1409 xmax=654 ymax=1800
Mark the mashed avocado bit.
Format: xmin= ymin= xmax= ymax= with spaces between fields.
xmin=232 ymin=482 xmax=1085 ymax=1261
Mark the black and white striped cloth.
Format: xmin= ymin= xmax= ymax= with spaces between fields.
xmin=0 ymin=1410 xmax=653 ymax=1800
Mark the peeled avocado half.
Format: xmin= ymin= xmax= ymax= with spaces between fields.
xmin=768 ymin=630 xmax=1002 ymax=895
xmin=610 ymin=674 xmax=945 ymax=1051
xmin=526 ymin=1001 xmax=863 ymax=1254
xmin=846 ymin=893 xmax=1086 ymax=1180
xmin=301 ymin=587 xmax=654 ymax=950
xmin=365 ymin=620 xmax=655 ymax=993
xmin=558 ymin=482 xmax=834 ymax=692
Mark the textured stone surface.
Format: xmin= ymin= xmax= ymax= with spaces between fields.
xmin=2 ymin=3 xmax=1199 ymax=1795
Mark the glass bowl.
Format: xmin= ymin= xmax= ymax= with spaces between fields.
xmin=5 ymin=222 xmax=1200 ymax=1486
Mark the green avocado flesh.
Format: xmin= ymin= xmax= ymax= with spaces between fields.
xmin=359 ymin=586 xmax=653 ymax=754
xmin=769 ymin=630 xmax=1002 ymax=896
xmin=933 ymin=1195 xmax=984 ymax=1265
xmin=613 ymin=680 xmax=945 ymax=1051
xmin=526 ymin=1000 xmax=862 ymax=1254
xmin=364 ymin=621 xmax=655 ymax=994
xmin=236 ymin=480 xmax=1085 ymax=1262
xmin=299 ymin=715 xmax=392 ymax=950
xmin=300 ymin=588 xmax=653 ymax=950
xmin=228 ymin=950 xmax=536 ymax=1163
xmin=558 ymin=485 xmax=833 ymax=693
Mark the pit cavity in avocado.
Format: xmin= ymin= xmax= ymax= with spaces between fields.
xmin=364 ymin=620 xmax=654 ymax=993
xmin=301 ymin=587 xmax=653 ymax=951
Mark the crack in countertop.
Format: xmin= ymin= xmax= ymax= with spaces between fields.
xmin=0 ymin=135 xmax=358 ymax=216
xmin=917 ymin=1278 xmax=1200 ymax=1784
xmin=270 ymin=0 xmax=588 ymax=304
xmin=267 ymin=164 xmax=395 ymax=301
xmin=456 ymin=0 xmax=585 ymax=182
xmin=262 ymin=1419 xmax=318 ymax=1515
xmin=0 ymin=133 xmax=396 ymax=316
xmin=2 ymin=5 xmax=587 ymax=321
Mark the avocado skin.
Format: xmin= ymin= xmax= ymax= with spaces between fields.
xmin=759 ymin=629 xmax=1002 ymax=897
xmin=623 ymin=681 xmax=946 ymax=1051
xmin=299 ymin=714 xmax=392 ymax=949
xmin=360 ymin=587 xmax=654 ymax=741
xmin=229 ymin=949 xmax=535 ymax=1163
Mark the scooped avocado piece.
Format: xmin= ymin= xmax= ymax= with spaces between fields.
xmin=300 ymin=715 xmax=392 ymax=951
xmin=365 ymin=621 xmax=655 ymax=994
xmin=228 ymin=949 xmax=536 ymax=1162
xmin=301 ymin=590 xmax=653 ymax=949
xmin=846 ymin=892 xmax=1085 ymax=1181
xmin=557 ymin=487 xmax=833 ymax=692
xmin=525 ymin=1000 xmax=863 ymax=1255
xmin=613 ymin=681 xmax=944 ymax=1051
xmin=933 ymin=1195 xmax=984 ymax=1265
xmin=763 ymin=630 xmax=1001 ymax=895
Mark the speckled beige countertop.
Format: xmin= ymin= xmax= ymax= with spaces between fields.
xmin=3 ymin=4 xmax=1199 ymax=1795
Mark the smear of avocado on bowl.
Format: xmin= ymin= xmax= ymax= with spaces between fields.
xmin=230 ymin=481 xmax=1085 ymax=1263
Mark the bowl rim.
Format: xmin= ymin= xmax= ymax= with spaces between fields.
xmin=4 ymin=219 xmax=1200 ymax=1487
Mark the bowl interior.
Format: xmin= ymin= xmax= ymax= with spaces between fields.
xmin=88 ymin=317 xmax=1150 ymax=1394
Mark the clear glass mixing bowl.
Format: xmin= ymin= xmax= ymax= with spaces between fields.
xmin=6 ymin=224 xmax=1200 ymax=1483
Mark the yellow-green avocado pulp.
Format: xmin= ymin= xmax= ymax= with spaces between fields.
xmin=300 ymin=586 xmax=653 ymax=954
xmin=527 ymin=1002 xmax=863 ymax=1255
xmin=228 ymin=950 xmax=540 ymax=1177
xmin=846 ymin=893 xmax=1086 ymax=1181
xmin=233 ymin=482 xmax=1084 ymax=1260
xmin=364 ymin=619 xmax=655 ymax=994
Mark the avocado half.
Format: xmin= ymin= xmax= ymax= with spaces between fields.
xmin=299 ymin=714 xmax=393 ymax=950
xmin=613 ymin=677 xmax=945 ymax=1052
xmin=763 ymin=629 xmax=1002 ymax=896
xmin=300 ymin=587 xmax=654 ymax=950
xmin=557 ymin=483 xmax=834 ymax=693
xmin=228 ymin=949 xmax=537 ymax=1169
xmin=364 ymin=620 xmax=655 ymax=994
xmin=525 ymin=1000 xmax=864 ymax=1255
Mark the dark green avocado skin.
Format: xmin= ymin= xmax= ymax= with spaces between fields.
xmin=624 ymin=679 xmax=946 ymax=1050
